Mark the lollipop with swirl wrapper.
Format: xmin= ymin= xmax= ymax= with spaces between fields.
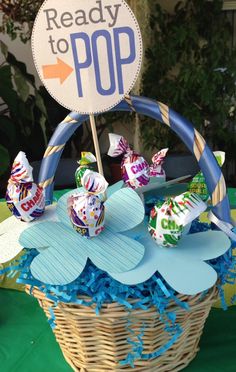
xmin=150 ymin=148 xmax=169 ymax=180
xmin=148 ymin=192 xmax=207 ymax=247
xmin=75 ymin=152 xmax=97 ymax=188
xmin=107 ymin=133 xmax=150 ymax=189
xmin=5 ymin=151 xmax=45 ymax=222
xmin=68 ymin=170 xmax=108 ymax=238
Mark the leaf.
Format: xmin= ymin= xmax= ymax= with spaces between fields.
xmin=35 ymin=90 xmax=47 ymax=116
xmin=18 ymin=99 xmax=34 ymax=127
xmin=6 ymin=51 xmax=35 ymax=85
xmin=0 ymin=41 xmax=8 ymax=59
xmin=0 ymin=145 xmax=10 ymax=176
xmin=0 ymin=65 xmax=19 ymax=114
xmin=13 ymin=67 xmax=30 ymax=102
xmin=0 ymin=116 xmax=16 ymax=145
xmin=39 ymin=114 xmax=48 ymax=147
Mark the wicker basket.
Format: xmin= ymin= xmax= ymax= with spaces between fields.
xmin=26 ymin=285 xmax=218 ymax=372
xmin=28 ymin=96 xmax=229 ymax=371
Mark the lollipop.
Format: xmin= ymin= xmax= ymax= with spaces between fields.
xmin=68 ymin=170 xmax=108 ymax=238
xmin=148 ymin=192 xmax=207 ymax=247
xmin=75 ymin=152 xmax=97 ymax=188
xmin=6 ymin=152 xmax=45 ymax=222
xmin=108 ymin=133 xmax=150 ymax=189
xmin=188 ymin=151 xmax=225 ymax=202
xmin=150 ymin=148 xmax=168 ymax=180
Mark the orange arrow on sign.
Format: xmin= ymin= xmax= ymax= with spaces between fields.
xmin=42 ymin=58 xmax=74 ymax=84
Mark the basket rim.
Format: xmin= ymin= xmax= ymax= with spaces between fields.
xmin=25 ymin=284 xmax=218 ymax=318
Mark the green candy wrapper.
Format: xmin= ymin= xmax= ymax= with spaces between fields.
xmin=75 ymin=152 xmax=96 ymax=188
xmin=148 ymin=192 xmax=207 ymax=247
xmin=149 ymin=199 xmax=183 ymax=247
xmin=188 ymin=151 xmax=225 ymax=202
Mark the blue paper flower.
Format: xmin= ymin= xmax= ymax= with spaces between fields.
xmin=2 ymin=179 xmax=231 ymax=295
xmin=111 ymin=221 xmax=231 ymax=295
xmin=19 ymin=182 xmax=145 ymax=285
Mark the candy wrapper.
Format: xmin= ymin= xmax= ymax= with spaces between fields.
xmin=68 ymin=170 xmax=108 ymax=238
xmin=6 ymin=152 xmax=45 ymax=222
xmin=108 ymin=133 xmax=150 ymax=189
xmin=188 ymin=151 xmax=225 ymax=201
xmin=75 ymin=152 xmax=97 ymax=188
xmin=150 ymin=148 xmax=168 ymax=179
xmin=148 ymin=192 xmax=207 ymax=247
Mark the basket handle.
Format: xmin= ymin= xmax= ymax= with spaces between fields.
xmin=38 ymin=95 xmax=232 ymax=228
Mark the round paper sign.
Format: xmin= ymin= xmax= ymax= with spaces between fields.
xmin=32 ymin=0 xmax=143 ymax=114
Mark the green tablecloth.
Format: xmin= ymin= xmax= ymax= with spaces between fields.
xmin=0 ymin=189 xmax=236 ymax=371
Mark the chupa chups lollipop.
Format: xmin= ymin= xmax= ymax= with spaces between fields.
xmin=150 ymin=148 xmax=169 ymax=180
xmin=6 ymin=152 xmax=45 ymax=222
xmin=148 ymin=192 xmax=207 ymax=247
xmin=188 ymin=151 xmax=225 ymax=202
xmin=75 ymin=152 xmax=97 ymax=188
xmin=68 ymin=170 xmax=108 ymax=238
xmin=107 ymin=133 xmax=150 ymax=189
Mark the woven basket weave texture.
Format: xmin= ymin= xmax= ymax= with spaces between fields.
xmin=26 ymin=286 xmax=218 ymax=372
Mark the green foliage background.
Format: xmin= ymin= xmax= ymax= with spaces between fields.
xmin=142 ymin=0 xmax=236 ymax=157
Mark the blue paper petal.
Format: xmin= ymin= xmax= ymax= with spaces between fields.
xmin=105 ymin=188 xmax=145 ymax=233
xmin=111 ymin=231 xmax=220 ymax=295
xmin=106 ymin=180 xmax=124 ymax=196
xmin=173 ymin=231 xmax=231 ymax=260
xmin=110 ymin=234 xmax=159 ymax=284
xmin=20 ymin=222 xmax=88 ymax=285
xmin=154 ymin=253 xmax=217 ymax=295
xmin=86 ymin=229 xmax=145 ymax=273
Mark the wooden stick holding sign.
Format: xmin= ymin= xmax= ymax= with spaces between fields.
xmin=89 ymin=114 xmax=107 ymax=200
xmin=89 ymin=114 xmax=104 ymax=176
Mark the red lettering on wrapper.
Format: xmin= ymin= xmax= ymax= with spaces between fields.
xmin=19 ymin=186 xmax=43 ymax=212
xmin=131 ymin=161 xmax=149 ymax=174
xmin=27 ymin=200 xmax=35 ymax=209
xmin=33 ymin=188 xmax=41 ymax=204
xmin=21 ymin=203 xmax=30 ymax=212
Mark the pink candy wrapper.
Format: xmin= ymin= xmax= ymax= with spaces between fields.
xmin=6 ymin=152 xmax=45 ymax=222
xmin=68 ymin=170 xmax=108 ymax=238
xmin=150 ymin=148 xmax=168 ymax=179
xmin=108 ymin=133 xmax=150 ymax=189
